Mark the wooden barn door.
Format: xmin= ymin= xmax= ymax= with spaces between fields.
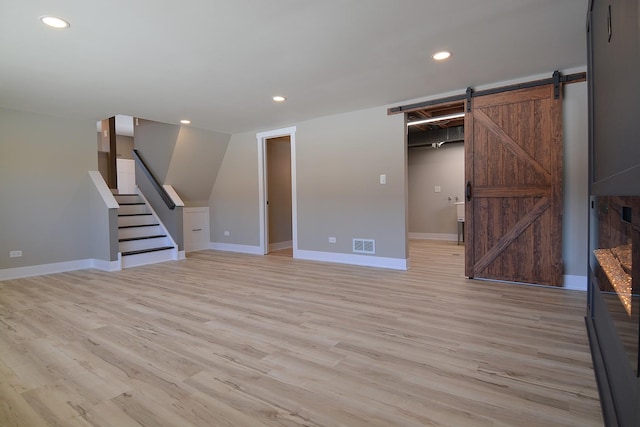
xmin=465 ymin=84 xmax=563 ymax=286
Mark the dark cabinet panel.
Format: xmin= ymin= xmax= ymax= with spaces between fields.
xmin=590 ymin=0 xmax=640 ymax=193
xmin=587 ymin=1 xmax=640 ymax=426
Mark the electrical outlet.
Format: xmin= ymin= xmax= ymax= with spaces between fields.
xmin=224 ymin=231 xmax=230 ymax=236
xmin=328 ymin=237 xmax=336 ymax=243
xmin=434 ymin=185 xmax=441 ymax=193
xmin=9 ymin=250 xmax=22 ymax=258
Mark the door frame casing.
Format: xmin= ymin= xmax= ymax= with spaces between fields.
xmin=257 ymin=126 xmax=297 ymax=256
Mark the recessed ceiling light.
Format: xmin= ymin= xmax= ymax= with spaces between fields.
xmin=432 ymin=51 xmax=452 ymax=61
xmin=272 ymin=96 xmax=286 ymax=102
xmin=40 ymin=16 xmax=70 ymax=29
xmin=180 ymin=119 xmax=191 ymax=124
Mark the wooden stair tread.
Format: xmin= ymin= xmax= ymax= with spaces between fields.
xmin=118 ymin=202 xmax=145 ymax=206
xmin=118 ymin=213 xmax=152 ymax=217
xmin=121 ymin=246 xmax=174 ymax=257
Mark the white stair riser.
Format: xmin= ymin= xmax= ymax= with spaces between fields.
xmin=118 ymin=204 xmax=148 ymax=215
xmin=118 ymin=215 xmax=156 ymax=227
xmin=116 ymin=192 xmax=177 ymax=269
xmin=119 ymin=237 xmax=171 ymax=253
xmin=114 ymin=195 xmax=142 ymax=204
xmin=118 ymin=225 xmax=163 ymax=239
xmin=121 ymin=248 xmax=177 ymax=269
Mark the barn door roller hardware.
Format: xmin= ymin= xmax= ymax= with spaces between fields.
xmin=553 ymin=70 xmax=561 ymax=99
xmin=388 ymin=71 xmax=586 ymax=115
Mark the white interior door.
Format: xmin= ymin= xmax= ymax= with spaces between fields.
xmin=116 ymin=158 xmax=136 ymax=194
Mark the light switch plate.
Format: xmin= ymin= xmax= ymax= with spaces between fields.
xmin=434 ymin=185 xmax=441 ymax=193
xmin=380 ymin=174 xmax=386 ymax=185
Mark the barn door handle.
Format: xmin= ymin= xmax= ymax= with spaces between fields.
xmin=466 ymin=181 xmax=472 ymax=201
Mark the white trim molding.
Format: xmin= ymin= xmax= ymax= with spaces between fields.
xmin=563 ymin=275 xmax=587 ymax=291
xmin=0 ymin=258 xmax=121 ymax=281
xmin=163 ymin=185 xmax=185 ymax=207
xmin=295 ymin=250 xmax=408 ymax=271
xmin=210 ymin=242 xmax=263 ymax=255
xmin=91 ymin=258 xmax=121 ymax=272
xmin=257 ymin=126 xmax=298 ymax=256
xmin=88 ymin=171 xmax=118 ymax=208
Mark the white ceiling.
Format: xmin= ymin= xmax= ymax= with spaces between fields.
xmin=1 ymin=0 xmax=588 ymax=135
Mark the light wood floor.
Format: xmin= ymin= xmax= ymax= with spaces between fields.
xmin=0 ymin=240 xmax=602 ymax=426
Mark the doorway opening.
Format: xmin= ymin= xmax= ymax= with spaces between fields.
xmin=397 ymin=73 xmax=577 ymax=286
xmin=97 ymin=114 xmax=136 ymax=194
xmin=257 ymin=126 xmax=298 ymax=257
xmin=266 ymin=135 xmax=293 ymax=256
xmin=406 ymin=101 xmax=466 ymax=266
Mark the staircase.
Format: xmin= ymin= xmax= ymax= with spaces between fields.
xmin=114 ymin=193 xmax=177 ymax=268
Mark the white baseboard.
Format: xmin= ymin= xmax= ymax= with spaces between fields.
xmin=269 ymin=240 xmax=293 ymax=251
xmin=409 ymin=232 xmax=458 ymax=242
xmin=295 ymin=249 xmax=408 ymax=271
xmin=178 ymin=250 xmax=186 ymax=260
xmin=120 ymin=249 xmax=176 ymax=269
xmin=91 ymin=258 xmax=121 ymax=272
xmin=563 ymin=275 xmax=587 ymax=291
xmin=210 ymin=242 xmax=263 ymax=255
xmin=0 ymin=258 xmax=121 ymax=281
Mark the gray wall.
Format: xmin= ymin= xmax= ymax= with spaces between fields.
xmin=267 ymin=136 xmax=292 ymax=246
xmin=209 ymin=131 xmax=261 ymax=245
xmin=88 ymin=173 xmax=118 ymax=262
xmin=136 ymin=162 xmax=184 ymax=251
xmin=135 ymin=119 xmax=230 ymax=206
xmin=0 ymin=108 xmax=96 ymax=269
xmin=295 ymin=107 xmax=406 ymax=258
xmin=208 ymin=81 xmax=587 ymax=280
xmin=408 ymin=143 xmax=465 ymax=236
xmin=0 ymin=77 xmax=588 ymax=281
xmin=165 ymin=126 xmax=230 ymax=207
xmin=116 ymin=135 xmax=134 ymax=160
xmin=562 ymin=81 xmax=588 ymax=278
xmin=133 ymin=119 xmax=180 ymax=183
xmin=405 ymin=81 xmax=589 ymax=280
xmin=210 ymin=106 xmax=407 ymax=259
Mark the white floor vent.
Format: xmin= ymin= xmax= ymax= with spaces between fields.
xmin=353 ymin=238 xmax=375 ymax=254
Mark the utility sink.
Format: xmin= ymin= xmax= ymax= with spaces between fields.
xmin=455 ymin=202 xmax=465 ymax=222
